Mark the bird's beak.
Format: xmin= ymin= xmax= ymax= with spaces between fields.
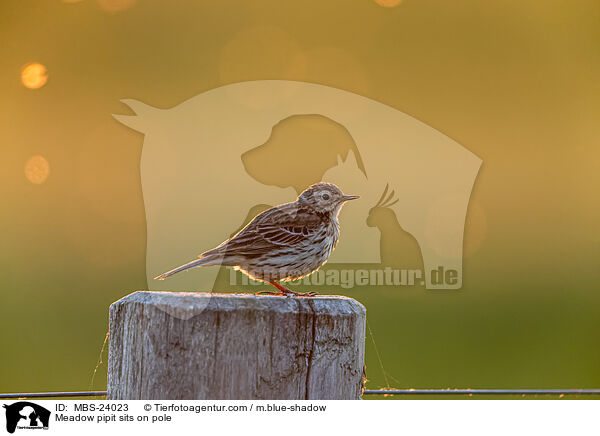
xmin=342 ymin=194 xmax=360 ymax=201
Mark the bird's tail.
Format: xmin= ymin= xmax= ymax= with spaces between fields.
xmin=153 ymin=255 xmax=223 ymax=280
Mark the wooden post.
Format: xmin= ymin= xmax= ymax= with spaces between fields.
xmin=107 ymin=291 xmax=366 ymax=400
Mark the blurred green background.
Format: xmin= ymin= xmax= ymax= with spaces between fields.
xmin=1 ymin=0 xmax=599 ymax=399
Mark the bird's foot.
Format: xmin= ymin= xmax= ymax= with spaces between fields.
xmin=287 ymin=290 xmax=319 ymax=297
xmin=254 ymin=290 xmax=285 ymax=296
xmin=255 ymin=289 xmax=318 ymax=297
xmin=264 ymin=281 xmax=319 ymax=297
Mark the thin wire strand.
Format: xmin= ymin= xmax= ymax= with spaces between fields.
xmin=366 ymin=318 xmax=391 ymax=389
xmin=90 ymin=331 xmax=110 ymax=390
xmin=363 ymin=389 xmax=600 ymax=396
xmin=1 ymin=389 xmax=599 ymax=399
xmin=0 ymin=391 xmax=107 ymax=399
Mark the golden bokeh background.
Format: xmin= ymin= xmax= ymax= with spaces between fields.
xmin=1 ymin=0 xmax=599 ymax=397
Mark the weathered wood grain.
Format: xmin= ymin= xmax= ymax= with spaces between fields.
xmin=107 ymin=291 xmax=366 ymax=400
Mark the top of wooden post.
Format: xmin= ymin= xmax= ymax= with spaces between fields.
xmin=110 ymin=291 xmax=366 ymax=320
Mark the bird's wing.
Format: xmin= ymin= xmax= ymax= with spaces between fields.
xmin=202 ymin=202 xmax=322 ymax=258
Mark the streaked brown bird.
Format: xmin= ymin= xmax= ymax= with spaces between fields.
xmin=154 ymin=182 xmax=359 ymax=296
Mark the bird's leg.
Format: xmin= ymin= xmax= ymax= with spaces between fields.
xmin=254 ymin=280 xmax=285 ymax=296
xmin=254 ymin=281 xmax=318 ymax=297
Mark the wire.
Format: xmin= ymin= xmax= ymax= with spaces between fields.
xmin=366 ymin=319 xmax=392 ymax=388
xmin=0 ymin=391 xmax=107 ymax=399
xmin=363 ymin=389 xmax=600 ymax=395
xmin=2 ymin=389 xmax=600 ymax=399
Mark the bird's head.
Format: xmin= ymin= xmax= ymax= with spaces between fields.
xmin=298 ymin=182 xmax=359 ymax=215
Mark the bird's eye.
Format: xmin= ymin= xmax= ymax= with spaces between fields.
xmin=322 ymin=193 xmax=330 ymax=200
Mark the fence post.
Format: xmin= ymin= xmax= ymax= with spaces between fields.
xmin=107 ymin=291 xmax=366 ymax=400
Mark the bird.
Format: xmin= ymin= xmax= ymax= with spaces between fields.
xmin=154 ymin=182 xmax=359 ymax=296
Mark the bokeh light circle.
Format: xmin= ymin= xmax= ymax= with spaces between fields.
xmin=21 ymin=63 xmax=48 ymax=89
xmin=374 ymin=0 xmax=403 ymax=7
xmin=25 ymin=155 xmax=50 ymax=184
